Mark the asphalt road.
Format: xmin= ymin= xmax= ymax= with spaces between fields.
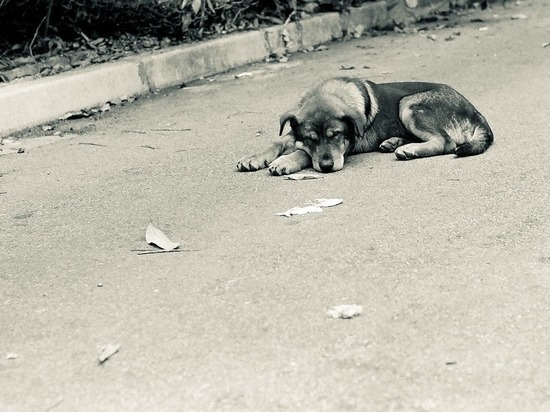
xmin=1 ymin=2 xmax=550 ymax=411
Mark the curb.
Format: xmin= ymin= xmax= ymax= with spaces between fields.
xmin=0 ymin=0 xmax=449 ymax=138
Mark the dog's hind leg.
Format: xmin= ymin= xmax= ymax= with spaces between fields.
xmin=379 ymin=137 xmax=414 ymax=153
xmin=395 ymin=97 xmax=457 ymax=160
xmin=268 ymin=149 xmax=312 ymax=176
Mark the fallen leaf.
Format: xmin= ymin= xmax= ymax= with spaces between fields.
xmin=145 ymin=223 xmax=180 ymax=251
xmin=426 ymin=34 xmax=437 ymax=41
xmin=276 ymin=205 xmax=323 ymax=218
xmin=42 ymin=125 xmax=54 ymax=132
xmin=315 ymin=45 xmax=329 ymax=52
xmin=98 ymin=343 xmax=120 ymax=364
xmin=542 ymin=42 xmax=550 ymax=48
xmin=340 ymin=65 xmax=355 ymax=70
xmin=326 ymin=304 xmax=363 ymax=319
xmin=235 ymin=72 xmax=253 ymax=79
xmin=6 ymin=353 xmax=18 ymax=360
xmin=59 ymin=111 xmax=90 ymax=120
xmin=510 ymin=13 xmax=527 ymax=19
xmin=313 ymin=198 xmax=343 ymax=208
xmin=284 ymin=173 xmax=323 ymax=180
xmin=276 ymin=198 xmax=343 ymax=217
xmin=278 ymin=56 xmax=289 ymax=63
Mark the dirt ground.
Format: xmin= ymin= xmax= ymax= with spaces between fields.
xmin=1 ymin=1 xmax=550 ymax=411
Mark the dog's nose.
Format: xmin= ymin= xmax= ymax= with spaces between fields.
xmin=319 ymin=159 xmax=334 ymax=172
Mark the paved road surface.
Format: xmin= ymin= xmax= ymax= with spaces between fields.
xmin=1 ymin=2 xmax=549 ymax=411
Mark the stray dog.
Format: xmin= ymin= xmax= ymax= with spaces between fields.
xmin=236 ymin=77 xmax=493 ymax=175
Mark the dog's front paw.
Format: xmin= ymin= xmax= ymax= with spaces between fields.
xmin=380 ymin=137 xmax=407 ymax=152
xmin=395 ymin=145 xmax=417 ymax=160
xmin=236 ymin=155 xmax=269 ymax=172
xmin=268 ymin=156 xmax=300 ymax=176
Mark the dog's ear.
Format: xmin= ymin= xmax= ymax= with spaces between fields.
xmin=279 ymin=111 xmax=299 ymax=136
xmin=341 ymin=110 xmax=367 ymax=138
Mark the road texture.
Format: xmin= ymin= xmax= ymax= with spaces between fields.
xmin=1 ymin=2 xmax=550 ymax=411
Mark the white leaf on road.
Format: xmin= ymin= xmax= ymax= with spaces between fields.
xmin=145 ymin=223 xmax=180 ymax=251
xmin=235 ymin=72 xmax=253 ymax=79
xmin=284 ymin=173 xmax=323 ymax=180
xmin=313 ymin=198 xmax=343 ymax=208
xmin=98 ymin=343 xmax=120 ymax=364
xmin=326 ymin=304 xmax=363 ymax=319
xmin=276 ymin=205 xmax=323 ymax=218
xmin=277 ymin=198 xmax=343 ymax=217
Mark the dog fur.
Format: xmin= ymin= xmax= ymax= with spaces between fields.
xmin=237 ymin=77 xmax=493 ymax=175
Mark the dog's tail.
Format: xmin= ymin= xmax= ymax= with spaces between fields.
xmin=455 ymin=115 xmax=494 ymax=157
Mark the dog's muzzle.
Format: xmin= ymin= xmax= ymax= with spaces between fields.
xmin=318 ymin=159 xmax=334 ymax=173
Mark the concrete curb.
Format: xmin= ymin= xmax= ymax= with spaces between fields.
xmin=0 ymin=0 xmax=448 ymax=138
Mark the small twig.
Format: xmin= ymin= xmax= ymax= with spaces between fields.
xmin=78 ymin=142 xmax=107 ymax=147
xmin=45 ymin=396 xmax=64 ymax=411
xmin=136 ymin=249 xmax=199 ymax=256
xmin=141 ymin=145 xmax=157 ymax=150
xmin=150 ymin=128 xmax=191 ymax=132
xmin=283 ymin=10 xmax=295 ymax=26
xmin=29 ymin=16 xmax=47 ymax=63
xmin=44 ymin=0 xmax=55 ymax=36
xmin=122 ymin=130 xmax=147 ymax=134
xmin=77 ymin=29 xmax=97 ymax=50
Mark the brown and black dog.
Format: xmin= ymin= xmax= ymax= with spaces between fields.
xmin=237 ymin=77 xmax=493 ymax=175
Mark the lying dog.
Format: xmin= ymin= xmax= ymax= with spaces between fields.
xmin=237 ymin=77 xmax=493 ymax=175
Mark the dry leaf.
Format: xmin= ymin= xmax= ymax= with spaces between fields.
xmin=235 ymin=72 xmax=253 ymax=79
xmin=326 ymin=304 xmax=363 ymax=319
xmin=312 ymin=198 xmax=343 ymax=208
xmin=98 ymin=343 xmax=120 ymax=364
xmin=276 ymin=205 xmax=323 ymax=218
xmin=145 ymin=223 xmax=180 ymax=251
xmin=284 ymin=173 xmax=323 ymax=180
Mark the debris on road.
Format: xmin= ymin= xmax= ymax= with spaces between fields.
xmin=510 ymin=14 xmax=528 ymax=20
xmin=98 ymin=343 xmax=120 ymax=364
xmin=276 ymin=205 xmax=323 ymax=217
xmin=235 ymin=72 xmax=253 ymax=79
xmin=284 ymin=173 xmax=323 ymax=181
xmin=426 ymin=34 xmax=437 ymax=41
xmin=6 ymin=353 xmax=18 ymax=360
xmin=276 ymin=198 xmax=343 ymax=217
xmin=326 ymin=304 xmax=364 ymax=319
xmin=313 ymin=198 xmax=343 ymax=208
xmin=59 ymin=111 xmax=90 ymax=120
xmin=145 ymin=223 xmax=180 ymax=251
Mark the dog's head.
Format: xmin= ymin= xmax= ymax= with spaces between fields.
xmin=279 ymin=98 xmax=367 ymax=173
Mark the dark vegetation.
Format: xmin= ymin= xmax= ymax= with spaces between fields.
xmin=0 ymin=0 xmax=362 ymax=56
xmin=0 ymin=0 xmax=369 ymax=80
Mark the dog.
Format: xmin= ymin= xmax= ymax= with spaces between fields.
xmin=236 ymin=77 xmax=493 ymax=175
